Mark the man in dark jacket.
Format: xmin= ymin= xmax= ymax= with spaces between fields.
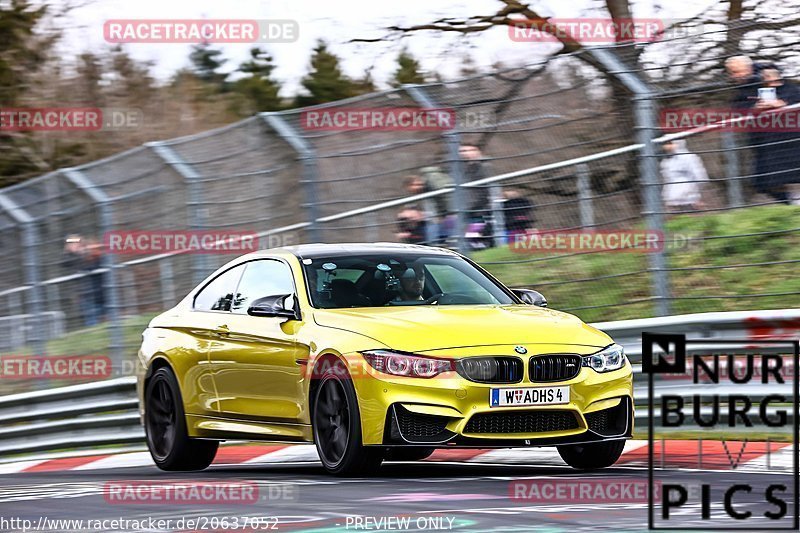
xmin=751 ymin=67 xmax=800 ymax=204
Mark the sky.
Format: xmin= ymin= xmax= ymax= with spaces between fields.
xmin=58 ymin=0 xmax=717 ymax=95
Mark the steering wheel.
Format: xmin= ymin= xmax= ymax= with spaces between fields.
xmin=421 ymin=292 xmax=444 ymax=304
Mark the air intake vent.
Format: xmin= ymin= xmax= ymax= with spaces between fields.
xmin=529 ymin=354 xmax=582 ymax=382
xmin=585 ymin=398 xmax=630 ymax=436
xmin=393 ymin=405 xmax=450 ymax=440
xmin=456 ymin=357 xmax=523 ymax=383
xmin=464 ymin=410 xmax=579 ymax=434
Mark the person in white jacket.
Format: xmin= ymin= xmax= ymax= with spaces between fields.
xmin=660 ymin=139 xmax=709 ymax=211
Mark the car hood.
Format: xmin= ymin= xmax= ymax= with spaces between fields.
xmin=312 ymin=305 xmax=612 ymax=353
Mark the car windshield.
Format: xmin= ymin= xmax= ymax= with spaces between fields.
xmin=301 ymin=252 xmax=515 ymax=308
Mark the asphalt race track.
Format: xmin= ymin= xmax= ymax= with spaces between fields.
xmin=0 ymin=458 xmax=794 ymax=532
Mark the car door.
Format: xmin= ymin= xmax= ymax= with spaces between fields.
xmin=208 ymin=258 xmax=306 ymax=422
xmin=188 ymin=263 xmax=246 ymax=414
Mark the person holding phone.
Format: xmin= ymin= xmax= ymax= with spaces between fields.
xmin=751 ymin=67 xmax=800 ymax=204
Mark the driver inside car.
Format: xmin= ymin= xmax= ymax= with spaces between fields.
xmin=394 ymin=265 xmax=426 ymax=302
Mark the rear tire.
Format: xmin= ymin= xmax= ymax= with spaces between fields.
xmin=557 ymin=440 xmax=625 ymax=469
xmin=384 ymin=447 xmax=436 ymax=462
xmin=312 ymin=363 xmax=383 ymax=476
xmin=145 ymin=366 xmax=218 ymax=471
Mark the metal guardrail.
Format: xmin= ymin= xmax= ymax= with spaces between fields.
xmin=0 ymin=377 xmax=141 ymax=457
xmin=0 ymin=309 xmax=796 ymax=460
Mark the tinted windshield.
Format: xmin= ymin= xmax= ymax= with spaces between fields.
xmin=301 ymin=253 xmax=515 ymax=308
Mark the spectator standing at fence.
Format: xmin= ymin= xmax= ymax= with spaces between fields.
xmin=501 ymin=187 xmax=536 ymax=240
xmin=399 ymin=175 xmax=436 ymax=244
xmin=751 ymin=67 xmax=800 ymax=205
xmin=660 ymin=139 xmax=709 ymax=212
xmin=459 ymin=143 xmax=503 ymax=246
xmin=726 ymin=56 xmax=761 ymax=109
xmin=395 ymin=205 xmax=427 ymax=244
xmin=419 ymin=165 xmax=454 ymax=243
xmin=724 ymin=56 xmax=796 ymax=203
xmin=62 ymin=234 xmax=106 ymax=327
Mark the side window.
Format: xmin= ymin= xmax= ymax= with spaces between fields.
xmin=231 ymin=260 xmax=296 ymax=314
xmin=194 ymin=265 xmax=245 ymax=312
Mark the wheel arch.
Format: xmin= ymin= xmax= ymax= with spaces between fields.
xmin=308 ymin=351 xmax=350 ymax=409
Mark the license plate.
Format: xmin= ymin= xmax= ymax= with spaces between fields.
xmin=490 ymin=386 xmax=570 ymax=407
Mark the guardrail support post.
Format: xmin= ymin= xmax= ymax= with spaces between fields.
xmin=588 ymin=48 xmax=671 ymax=316
xmin=261 ymin=113 xmax=321 ymax=244
xmin=405 ymin=85 xmax=468 ymax=255
xmin=576 ymin=164 xmax=594 ymax=228
xmin=147 ymin=142 xmax=210 ymax=285
xmin=62 ymin=169 xmax=124 ymax=375
xmin=722 ymin=131 xmax=743 ymax=207
xmin=0 ymin=193 xmax=44 ymax=357
xmin=159 ymin=259 xmax=176 ymax=309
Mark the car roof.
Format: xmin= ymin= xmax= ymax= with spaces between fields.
xmin=245 ymin=242 xmax=459 ymax=260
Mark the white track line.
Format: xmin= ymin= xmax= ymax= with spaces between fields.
xmin=73 ymin=451 xmax=154 ymax=471
xmin=0 ymin=460 xmax=47 ymax=474
xmin=243 ymin=445 xmax=319 ymax=464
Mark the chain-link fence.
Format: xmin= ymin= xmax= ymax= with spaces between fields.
xmin=2 ymin=21 xmax=800 ymax=391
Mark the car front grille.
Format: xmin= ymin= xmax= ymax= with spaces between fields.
xmin=456 ymin=357 xmax=523 ymax=383
xmin=464 ymin=410 xmax=579 ymax=434
xmin=394 ymin=406 xmax=449 ymax=439
xmin=529 ymin=354 xmax=582 ymax=382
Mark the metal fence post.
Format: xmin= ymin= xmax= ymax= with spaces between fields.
xmin=62 ymin=169 xmax=124 ymax=374
xmin=0 ymin=193 xmax=44 ymax=356
xmin=147 ymin=142 xmax=210 ymax=285
xmin=588 ymin=48 xmax=671 ymax=316
xmin=576 ymin=164 xmax=595 ymax=228
xmin=261 ymin=113 xmax=321 ymax=243
xmin=636 ymin=96 xmax=671 ymax=316
xmin=405 ymin=85 xmax=468 ymax=255
xmin=722 ymin=131 xmax=743 ymax=207
xmin=159 ymin=259 xmax=176 ymax=309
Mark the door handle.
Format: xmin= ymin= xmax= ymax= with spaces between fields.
xmin=215 ymin=324 xmax=230 ymax=336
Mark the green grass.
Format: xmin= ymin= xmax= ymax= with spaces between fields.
xmin=474 ymin=205 xmax=800 ymax=322
xmin=12 ymin=315 xmax=154 ymax=358
xmin=0 ymin=315 xmax=155 ymax=395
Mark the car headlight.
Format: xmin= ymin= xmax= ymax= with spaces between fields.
xmin=583 ymin=343 xmax=626 ymax=373
xmin=361 ymin=350 xmax=454 ymax=378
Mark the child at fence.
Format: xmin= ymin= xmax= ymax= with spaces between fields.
xmin=660 ymin=139 xmax=709 ymax=212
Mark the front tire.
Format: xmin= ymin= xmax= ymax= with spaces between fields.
xmin=557 ymin=440 xmax=625 ymax=469
xmin=312 ymin=363 xmax=383 ymax=476
xmin=145 ymin=366 xmax=218 ymax=471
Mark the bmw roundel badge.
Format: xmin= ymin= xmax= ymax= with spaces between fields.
xmin=514 ymin=345 xmax=527 ymax=354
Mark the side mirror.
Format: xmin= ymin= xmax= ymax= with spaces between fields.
xmin=512 ymin=289 xmax=547 ymax=308
xmin=247 ymin=294 xmax=300 ymax=320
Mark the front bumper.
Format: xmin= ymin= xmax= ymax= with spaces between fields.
xmin=344 ymin=347 xmax=634 ymax=446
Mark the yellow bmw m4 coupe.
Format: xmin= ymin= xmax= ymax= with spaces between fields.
xmin=137 ymin=243 xmax=633 ymax=475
